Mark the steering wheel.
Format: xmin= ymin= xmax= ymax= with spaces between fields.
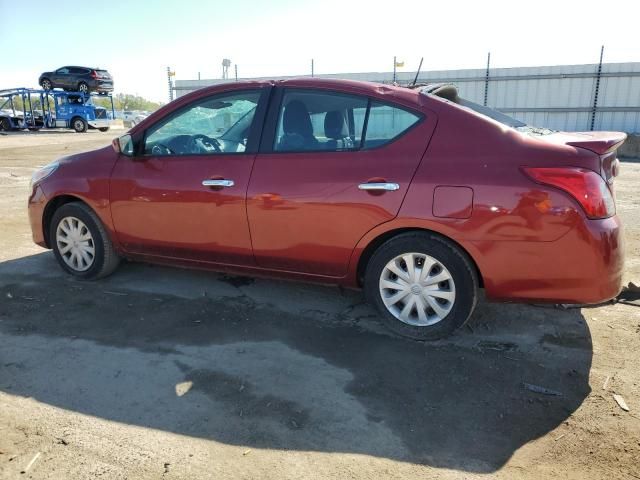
xmin=188 ymin=134 xmax=222 ymax=154
xmin=151 ymin=143 xmax=174 ymax=155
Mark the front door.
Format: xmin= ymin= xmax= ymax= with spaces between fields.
xmin=52 ymin=67 xmax=71 ymax=89
xmin=247 ymin=87 xmax=435 ymax=277
xmin=110 ymin=88 xmax=269 ymax=266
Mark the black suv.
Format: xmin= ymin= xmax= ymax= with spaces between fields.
xmin=39 ymin=66 xmax=113 ymax=94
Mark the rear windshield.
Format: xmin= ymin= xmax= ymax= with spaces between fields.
xmin=420 ymin=85 xmax=529 ymax=129
xmin=456 ymin=98 xmax=526 ymax=128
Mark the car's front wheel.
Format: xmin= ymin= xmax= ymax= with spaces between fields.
xmin=78 ymin=82 xmax=89 ymax=94
xmin=50 ymin=202 xmax=120 ymax=280
xmin=365 ymin=232 xmax=478 ymax=340
xmin=41 ymin=79 xmax=52 ymax=90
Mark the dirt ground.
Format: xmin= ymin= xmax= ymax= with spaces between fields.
xmin=0 ymin=130 xmax=639 ymax=480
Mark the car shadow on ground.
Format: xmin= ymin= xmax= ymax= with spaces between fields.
xmin=0 ymin=252 xmax=593 ymax=473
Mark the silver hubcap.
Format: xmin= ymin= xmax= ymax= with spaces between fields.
xmin=56 ymin=216 xmax=95 ymax=272
xmin=379 ymin=252 xmax=456 ymax=327
xmin=43 ymin=81 xmax=50 ymax=89
xmin=75 ymin=120 xmax=83 ymax=130
xmin=79 ymin=84 xmax=87 ymax=92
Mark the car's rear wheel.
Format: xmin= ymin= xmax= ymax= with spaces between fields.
xmin=78 ymin=82 xmax=89 ymax=94
xmin=98 ymin=127 xmax=110 ymax=132
xmin=72 ymin=117 xmax=87 ymax=133
xmin=41 ymin=79 xmax=52 ymax=90
xmin=50 ymin=202 xmax=120 ymax=280
xmin=0 ymin=117 xmax=10 ymax=131
xmin=365 ymin=232 xmax=478 ymax=340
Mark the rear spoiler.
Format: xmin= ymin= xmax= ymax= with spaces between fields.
xmin=566 ymin=132 xmax=627 ymax=155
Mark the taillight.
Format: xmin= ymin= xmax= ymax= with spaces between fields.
xmin=91 ymin=70 xmax=98 ymax=79
xmin=523 ymin=167 xmax=615 ymax=219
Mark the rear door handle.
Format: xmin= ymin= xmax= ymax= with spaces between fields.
xmin=202 ymin=179 xmax=234 ymax=188
xmin=358 ymin=182 xmax=400 ymax=191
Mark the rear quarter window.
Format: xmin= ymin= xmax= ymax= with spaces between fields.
xmin=363 ymin=102 xmax=422 ymax=149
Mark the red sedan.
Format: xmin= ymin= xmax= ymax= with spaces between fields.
xmin=28 ymin=78 xmax=625 ymax=339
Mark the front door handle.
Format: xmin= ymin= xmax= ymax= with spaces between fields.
xmin=202 ymin=179 xmax=234 ymax=188
xmin=358 ymin=182 xmax=400 ymax=191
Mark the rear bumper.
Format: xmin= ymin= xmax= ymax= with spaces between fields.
xmin=28 ymin=184 xmax=48 ymax=248
xmin=90 ymin=79 xmax=113 ymax=92
xmin=474 ymin=215 xmax=624 ymax=304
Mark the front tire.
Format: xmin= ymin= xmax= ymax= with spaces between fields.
xmin=365 ymin=232 xmax=478 ymax=340
xmin=41 ymin=79 xmax=52 ymax=90
xmin=50 ymin=202 xmax=120 ymax=280
xmin=72 ymin=117 xmax=87 ymax=133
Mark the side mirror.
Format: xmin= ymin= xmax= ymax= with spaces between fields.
xmin=113 ymin=134 xmax=134 ymax=156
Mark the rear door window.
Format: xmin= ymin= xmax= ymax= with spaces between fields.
xmin=272 ymin=89 xmax=422 ymax=152
xmin=274 ymin=90 xmax=368 ymax=152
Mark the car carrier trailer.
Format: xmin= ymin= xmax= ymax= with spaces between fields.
xmin=0 ymin=88 xmax=115 ymax=133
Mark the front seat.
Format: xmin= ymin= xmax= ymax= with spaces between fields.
xmin=278 ymin=100 xmax=318 ymax=151
xmin=324 ymin=111 xmax=354 ymax=150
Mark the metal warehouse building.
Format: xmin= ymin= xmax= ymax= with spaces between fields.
xmin=174 ymin=62 xmax=640 ymax=133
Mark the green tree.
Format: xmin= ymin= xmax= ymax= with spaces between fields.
xmin=94 ymin=93 xmax=163 ymax=112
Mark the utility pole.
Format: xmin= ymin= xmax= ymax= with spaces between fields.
xmin=483 ymin=52 xmax=491 ymax=106
xmin=198 ymin=72 xmax=201 ymax=80
xmin=235 ymin=64 xmax=238 ymax=81
xmin=311 ymin=58 xmax=314 ymax=77
xmin=167 ymin=67 xmax=174 ymax=102
xmin=590 ymin=45 xmax=605 ymax=131
xmin=393 ymin=56 xmax=396 ymax=83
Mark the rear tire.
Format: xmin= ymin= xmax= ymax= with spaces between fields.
xmin=98 ymin=127 xmax=110 ymax=132
xmin=364 ymin=232 xmax=478 ymax=340
xmin=50 ymin=202 xmax=120 ymax=280
xmin=78 ymin=82 xmax=89 ymax=94
xmin=0 ymin=117 xmax=10 ymax=131
xmin=41 ymin=78 xmax=52 ymax=90
xmin=72 ymin=117 xmax=88 ymax=133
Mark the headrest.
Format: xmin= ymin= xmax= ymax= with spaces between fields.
xmin=324 ymin=110 xmax=347 ymax=139
xmin=283 ymin=100 xmax=313 ymax=138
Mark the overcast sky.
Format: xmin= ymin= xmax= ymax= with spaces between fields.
xmin=2 ymin=0 xmax=639 ymax=102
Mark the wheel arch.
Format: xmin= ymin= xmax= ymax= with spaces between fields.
xmin=354 ymin=227 xmax=484 ymax=289
xmin=42 ymin=194 xmax=91 ymax=248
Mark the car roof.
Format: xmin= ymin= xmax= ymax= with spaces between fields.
xmin=60 ymin=66 xmax=102 ymax=70
xmin=200 ymin=77 xmax=424 ymax=107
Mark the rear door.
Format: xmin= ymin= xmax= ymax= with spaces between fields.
xmin=70 ymin=67 xmax=88 ymax=86
xmin=246 ymin=87 xmax=436 ymax=277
